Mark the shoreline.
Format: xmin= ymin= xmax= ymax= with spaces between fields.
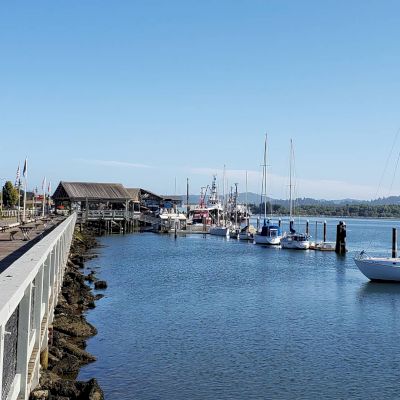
xmin=30 ymin=228 xmax=105 ymax=400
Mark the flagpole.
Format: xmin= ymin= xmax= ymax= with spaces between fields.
xmin=42 ymin=178 xmax=46 ymax=217
xmin=23 ymin=178 xmax=27 ymax=222
xmin=17 ymin=182 xmax=21 ymax=223
xmin=22 ymin=158 xmax=27 ymax=223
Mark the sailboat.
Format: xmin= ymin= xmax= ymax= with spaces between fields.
xmin=281 ymin=139 xmax=310 ymax=250
xmin=254 ymin=134 xmax=283 ymax=245
xmin=239 ymin=171 xmax=255 ymax=240
xmin=354 ymin=251 xmax=400 ymax=281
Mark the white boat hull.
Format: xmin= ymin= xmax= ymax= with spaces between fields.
xmin=355 ymin=257 xmax=400 ymax=281
xmin=281 ymin=237 xmax=310 ymax=250
xmin=254 ymin=234 xmax=281 ymax=245
xmin=239 ymin=232 xmax=253 ymax=241
xmin=209 ymin=227 xmax=230 ymax=237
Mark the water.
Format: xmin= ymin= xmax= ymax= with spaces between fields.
xmin=79 ymin=218 xmax=400 ymax=399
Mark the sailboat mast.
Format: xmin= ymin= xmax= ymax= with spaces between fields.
xmin=245 ymin=170 xmax=248 ymax=225
xmin=289 ymin=138 xmax=293 ymax=219
xmin=263 ymin=133 xmax=268 ymax=223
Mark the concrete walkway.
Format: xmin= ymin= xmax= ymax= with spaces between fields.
xmin=0 ymin=217 xmax=65 ymax=273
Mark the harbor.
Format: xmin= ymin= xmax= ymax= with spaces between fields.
xmin=77 ymin=218 xmax=400 ymax=399
xmin=2 ymin=1 xmax=400 ymax=399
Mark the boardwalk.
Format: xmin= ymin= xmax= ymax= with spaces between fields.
xmin=0 ymin=217 xmax=65 ymax=273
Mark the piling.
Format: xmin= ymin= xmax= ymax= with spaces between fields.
xmin=278 ymin=219 xmax=281 ymax=228
xmin=335 ymin=221 xmax=347 ymax=254
xmin=323 ymin=221 xmax=327 ymax=242
xmin=392 ymin=228 xmax=397 ymax=258
xmin=306 ymin=220 xmax=309 ymax=236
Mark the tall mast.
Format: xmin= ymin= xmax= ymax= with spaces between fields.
xmin=289 ymin=138 xmax=293 ymax=219
xmin=245 ymin=170 xmax=248 ymax=224
xmin=263 ymin=133 xmax=268 ymax=223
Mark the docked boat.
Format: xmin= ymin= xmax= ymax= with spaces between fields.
xmin=280 ymin=139 xmax=310 ymax=250
xmin=239 ymin=225 xmax=256 ymax=241
xmin=209 ymin=226 xmax=230 ymax=237
xmin=254 ymin=134 xmax=283 ymax=246
xmin=355 ymin=252 xmax=400 ymax=281
xmin=254 ymin=222 xmax=282 ymax=245
xmin=281 ymin=232 xmax=310 ymax=249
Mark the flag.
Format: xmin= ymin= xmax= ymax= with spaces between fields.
xmin=15 ymin=164 xmax=20 ymax=187
xmin=35 ymin=186 xmax=38 ymax=195
xmin=23 ymin=158 xmax=27 ymax=178
xmin=48 ymin=181 xmax=51 ymax=195
xmin=42 ymin=177 xmax=46 ymax=192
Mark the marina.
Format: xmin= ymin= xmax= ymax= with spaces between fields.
xmin=78 ymin=217 xmax=400 ymax=399
xmin=1 ymin=2 xmax=400 ymax=399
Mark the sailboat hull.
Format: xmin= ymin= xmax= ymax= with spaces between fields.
xmin=209 ymin=227 xmax=230 ymax=237
xmin=254 ymin=235 xmax=281 ymax=245
xmin=355 ymin=257 xmax=400 ymax=281
xmin=281 ymin=237 xmax=310 ymax=250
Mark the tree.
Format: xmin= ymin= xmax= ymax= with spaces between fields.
xmin=2 ymin=181 xmax=19 ymax=208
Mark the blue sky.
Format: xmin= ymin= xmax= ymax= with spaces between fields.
xmin=1 ymin=0 xmax=400 ymax=199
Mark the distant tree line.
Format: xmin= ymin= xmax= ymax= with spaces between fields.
xmin=249 ymin=202 xmax=400 ymax=218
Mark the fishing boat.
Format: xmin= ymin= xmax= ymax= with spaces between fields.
xmin=254 ymin=134 xmax=283 ymax=245
xmin=208 ymin=173 xmax=230 ymax=238
xmin=281 ymin=139 xmax=310 ymax=250
xmin=355 ymin=251 xmax=400 ymax=281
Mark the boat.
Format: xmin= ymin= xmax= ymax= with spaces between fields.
xmin=355 ymin=251 xmax=400 ymax=281
xmin=254 ymin=134 xmax=283 ymax=245
xmin=187 ymin=186 xmax=212 ymax=231
xmin=208 ymin=174 xmax=230 ymax=238
xmin=239 ymin=225 xmax=256 ymax=240
xmin=281 ymin=139 xmax=310 ymax=250
xmin=209 ymin=226 xmax=230 ymax=237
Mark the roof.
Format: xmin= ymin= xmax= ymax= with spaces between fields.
xmin=162 ymin=195 xmax=183 ymax=202
xmin=126 ymin=188 xmax=141 ymax=202
xmin=52 ymin=182 xmax=131 ymax=202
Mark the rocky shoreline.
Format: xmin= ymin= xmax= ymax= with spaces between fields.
xmin=30 ymin=228 xmax=105 ymax=400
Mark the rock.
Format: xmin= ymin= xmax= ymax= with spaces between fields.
xmin=51 ymin=353 xmax=81 ymax=377
xmin=94 ymin=280 xmax=107 ymax=290
xmin=77 ymin=379 xmax=104 ymax=400
xmin=63 ymin=342 xmax=96 ymax=363
xmin=30 ymin=389 xmax=49 ymax=399
xmin=84 ymin=272 xmax=97 ymax=283
xmin=94 ymin=294 xmax=104 ymax=301
xmin=53 ymin=315 xmax=97 ymax=337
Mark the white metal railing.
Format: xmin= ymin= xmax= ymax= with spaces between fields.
xmin=78 ymin=210 xmax=142 ymax=220
xmin=0 ymin=213 xmax=76 ymax=400
xmin=1 ymin=210 xmax=41 ymax=219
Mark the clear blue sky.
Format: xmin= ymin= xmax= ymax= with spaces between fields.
xmin=1 ymin=0 xmax=400 ymax=199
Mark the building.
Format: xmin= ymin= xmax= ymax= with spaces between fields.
xmin=52 ymin=182 xmax=132 ymax=212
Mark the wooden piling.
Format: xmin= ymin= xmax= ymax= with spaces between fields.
xmin=335 ymin=221 xmax=347 ymax=255
xmin=306 ymin=220 xmax=309 ymax=236
xmin=392 ymin=228 xmax=397 ymax=258
xmin=323 ymin=221 xmax=327 ymax=242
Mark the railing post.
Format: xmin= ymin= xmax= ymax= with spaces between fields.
xmin=0 ymin=324 xmax=4 ymax=398
xmin=16 ymin=286 xmax=32 ymax=399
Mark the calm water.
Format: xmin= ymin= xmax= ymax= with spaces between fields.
xmin=79 ymin=218 xmax=400 ymax=399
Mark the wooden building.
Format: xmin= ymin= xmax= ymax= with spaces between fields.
xmin=126 ymin=188 xmax=164 ymax=214
xmin=52 ymin=181 xmax=132 ymax=212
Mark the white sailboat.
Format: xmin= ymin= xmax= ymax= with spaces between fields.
xmin=281 ymin=139 xmax=310 ymax=250
xmin=354 ymin=252 xmax=400 ymax=282
xmin=254 ymin=134 xmax=283 ymax=246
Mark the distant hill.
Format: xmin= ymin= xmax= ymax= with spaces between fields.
xmin=181 ymin=193 xmax=400 ymax=206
